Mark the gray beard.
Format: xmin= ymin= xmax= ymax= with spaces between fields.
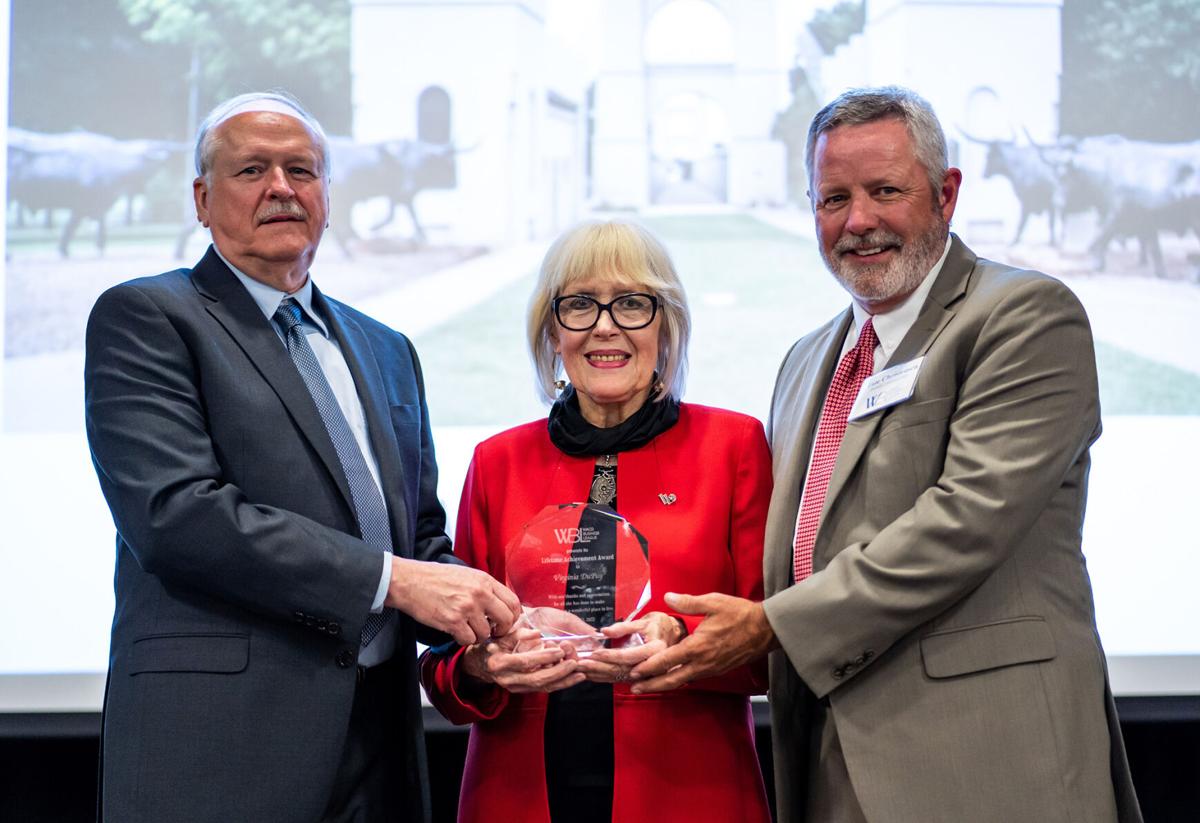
xmin=822 ymin=218 xmax=948 ymax=306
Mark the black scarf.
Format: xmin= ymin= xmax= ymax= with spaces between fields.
xmin=546 ymin=384 xmax=680 ymax=457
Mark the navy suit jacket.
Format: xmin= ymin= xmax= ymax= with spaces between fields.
xmin=85 ymin=246 xmax=453 ymax=822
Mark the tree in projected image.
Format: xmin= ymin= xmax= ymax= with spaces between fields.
xmin=118 ymin=0 xmax=351 ymax=107
xmin=1062 ymin=0 xmax=1200 ymax=142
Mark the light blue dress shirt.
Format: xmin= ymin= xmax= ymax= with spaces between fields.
xmin=216 ymin=248 xmax=394 ymax=666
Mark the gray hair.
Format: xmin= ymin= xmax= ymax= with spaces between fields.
xmin=805 ymin=86 xmax=948 ymax=196
xmin=193 ymin=91 xmax=331 ymax=180
xmin=528 ymin=220 xmax=691 ymax=405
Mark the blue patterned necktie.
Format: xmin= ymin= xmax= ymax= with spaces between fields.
xmin=273 ymin=297 xmax=392 ymax=647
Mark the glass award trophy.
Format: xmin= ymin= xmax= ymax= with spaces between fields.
xmin=504 ymin=503 xmax=651 ymax=656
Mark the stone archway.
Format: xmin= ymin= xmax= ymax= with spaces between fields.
xmin=590 ymin=0 xmax=785 ymax=210
xmin=649 ymin=92 xmax=730 ymax=204
xmin=644 ymin=0 xmax=735 ymax=204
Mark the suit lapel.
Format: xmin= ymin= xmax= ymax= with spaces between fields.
xmin=190 ymin=248 xmax=355 ymax=514
xmin=816 ymin=236 xmax=975 ymax=544
xmin=886 ymin=236 xmax=974 ymax=369
xmin=617 ymin=438 xmax=664 ymax=529
xmin=772 ymin=310 xmax=854 ymax=493
xmin=317 ymin=291 xmax=412 ymax=550
xmin=540 ymin=448 xmax=589 ymax=508
xmin=764 ymin=310 xmax=852 ymax=593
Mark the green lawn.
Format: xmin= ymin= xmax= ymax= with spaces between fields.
xmin=1096 ymin=342 xmax=1200 ymax=414
xmin=413 ymin=213 xmax=1200 ymax=426
xmin=415 ymin=214 xmax=839 ymax=425
xmin=6 ymin=221 xmax=186 ymax=254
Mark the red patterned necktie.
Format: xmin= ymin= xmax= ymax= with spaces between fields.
xmin=793 ymin=318 xmax=878 ymax=583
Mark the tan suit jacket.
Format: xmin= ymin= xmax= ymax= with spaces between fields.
xmin=762 ymin=236 xmax=1142 ymax=823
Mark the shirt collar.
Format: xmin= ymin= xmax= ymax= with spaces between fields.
xmin=213 ymin=245 xmax=328 ymax=337
xmin=850 ymin=235 xmax=951 ymax=365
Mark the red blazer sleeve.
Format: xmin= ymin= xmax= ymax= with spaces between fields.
xmin=419 ymin=445 xmax=512 ymax=724
xmin=675 ymin=415 xmax=771 ymax=695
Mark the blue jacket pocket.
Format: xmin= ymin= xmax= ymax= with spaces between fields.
xmin=129 ymin=633 xmax=249 ymax=675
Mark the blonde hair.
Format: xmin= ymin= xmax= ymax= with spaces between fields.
xmin=528 ymin=220 xmax=691 ymax=404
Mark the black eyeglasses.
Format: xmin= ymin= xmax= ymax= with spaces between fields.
xmin=552 ymin=292 xmax=659 ymax=331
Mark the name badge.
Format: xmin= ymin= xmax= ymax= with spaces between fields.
xmin=848 ymin=357 xmax=924 ymax=421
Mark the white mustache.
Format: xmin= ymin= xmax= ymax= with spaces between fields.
xmin=834 ymin=230 xmax=903 ymax=254
xmin=257 ymin=202 xmax=308 ymax=222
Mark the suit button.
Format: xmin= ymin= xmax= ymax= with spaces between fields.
xmin=335 ymin=649 xmax=356 ymax=668
xmin=863 ymin=650 xmax=875 ymax=662
xmin=328 ymin=623 xmax=341 ymax=636
xmin=832 ymin=666 xmax=845 ymax=680
xmin=293 ymin=611 xmax=305 ymax=624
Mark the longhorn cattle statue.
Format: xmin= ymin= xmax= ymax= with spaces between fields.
xmin=7 ymin=128 xmax=184 ymax=257
xmin=961 ymin=129 xmax=1065 ymax=246
xmin=1046 ymin=134 xmax=1200 ymax=278
xmin=326 ymin=136 xmax=462 ymax=254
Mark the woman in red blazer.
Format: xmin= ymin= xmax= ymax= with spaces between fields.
xmin=421 ymin=220 xmax=772 ymax=823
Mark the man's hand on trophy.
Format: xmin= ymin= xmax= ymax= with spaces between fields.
xmin=386 ymin=557 xmax=522 ymax=645
xmin=629 ymin=593 xmax=777 ymax=693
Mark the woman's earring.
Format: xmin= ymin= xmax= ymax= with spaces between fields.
xmin=554 ymin=379 xmax=567 ymax=392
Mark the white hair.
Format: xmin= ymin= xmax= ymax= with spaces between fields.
xmin=194 ymin=91 xmax=330 ymax=181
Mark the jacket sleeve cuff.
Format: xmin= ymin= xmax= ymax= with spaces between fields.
xmin=419 ymin=645 xmax=510 ymax=723
xmin=663 ymin=611 xmax=766 ymax=695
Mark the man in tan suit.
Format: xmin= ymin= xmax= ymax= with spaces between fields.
xmin=631 ymin=86 xmax=1142 ymax=822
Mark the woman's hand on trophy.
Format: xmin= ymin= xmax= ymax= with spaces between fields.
xmin=461 ymin=624 xmax=585 ymax=693
xmin=577 ymin=612 xmax=686 ymax=684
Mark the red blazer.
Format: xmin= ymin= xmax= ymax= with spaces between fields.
xmin=421 ymin=404 xmax=772 ymax=823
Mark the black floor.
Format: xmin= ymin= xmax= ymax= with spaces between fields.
xmin=1 ymin=720 xmax=1196 ymax=821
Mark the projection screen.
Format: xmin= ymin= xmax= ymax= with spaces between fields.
xmin=2 ymin=0 xmax=1198 ymax=716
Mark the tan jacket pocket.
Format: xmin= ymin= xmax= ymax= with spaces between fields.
xmin=920 ymin=617 xmax=1055 ymax=679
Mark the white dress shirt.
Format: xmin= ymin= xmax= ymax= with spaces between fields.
xmin=841 ymin=236 xmax=952 ymax=371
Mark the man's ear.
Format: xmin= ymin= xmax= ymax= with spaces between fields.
xmin=193 ymin=177 xmax=211 ymax=228
xmin=939 ymin=168 xmax=963 ymax=223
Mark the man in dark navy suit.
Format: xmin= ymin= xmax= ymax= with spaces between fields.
xmin=85 ymin=92 xmax=520 ymax=823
